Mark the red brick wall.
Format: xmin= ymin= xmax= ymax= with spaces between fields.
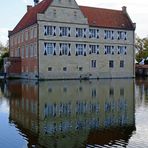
xmin=8 ymin=58 xmax=21 ymax=74
xmin=9 ymin=25 xmax=38 ymax=74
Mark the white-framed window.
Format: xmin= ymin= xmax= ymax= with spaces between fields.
xmin=76 ymin=28 xmax=87 ymax=38
xmin=59 ymin=27 xmax=71 ymax=37
xmin=34 ymin=43 xmax=37 ymax=57
xmin=104 ymin=45 xmax=114 ymax=54
xmin=18 ymin=34 xmax=20 ymax=44
xmin=89 ymin=45 xmax=99 ymax=54
xmin=10 ymin=38 xmax=13 ymax=47
xmin=117 ymin=46 xmax=127 ymax=54
xmin=76 ymin=44 xmax=86 ymax=55
xmin=26 ymin=45 xmax=29 ymax=58
xmin=91 ymin=60 xmax=97 ymax=68
xmin=117 ymin=31 xmax=127 ymax=40
xmin=17 ymin=47 xmax=20 ymax=57
xmin=14 ymin=36 xmax=17 ymax=45
xmin=33 ymin=27 xmax=37 ymax=38
xmin=21 ymin=32 xmax=24 ymax=42
xmin=104 ymin=30 xmax=114 ymax=39
xmin=21 ymin=46 xmax=24 ymax=58
xmin=30 ymin=44 xmax=34 ymax=57
xmin=25 ymin=31 xmax=28 ymax=41
xmin=30 ymin=28 xmax=34 ymax=39
xmin=44 ymin=42 xmax=56 ymax=55
xmin=60 ymin=43 xmax=70 ymax=55
xmin=89 ymin=29 xmax=99 ymax=38
xmin=44 ymin=25 xmax=56 ymax=36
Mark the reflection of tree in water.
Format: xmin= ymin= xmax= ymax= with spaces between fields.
xmin=7 ymin=79 xmax=135 ymax=148
xmin=136 ymin=78 xmax=148 ymax=101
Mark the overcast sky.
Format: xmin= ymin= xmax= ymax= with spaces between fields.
xmin=0 ymin=0 xmax=148 ymax=45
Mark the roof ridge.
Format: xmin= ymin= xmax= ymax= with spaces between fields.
xmin=79 ymin=5 xmax=122 ymax=12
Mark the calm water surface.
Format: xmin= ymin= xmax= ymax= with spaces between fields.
xmin=0 ymin=79 xmax=148 ymax=148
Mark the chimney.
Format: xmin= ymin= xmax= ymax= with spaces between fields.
xmin=27 ymin=5 xmax=32 ymax=11
xmin=34 ymin=0 xmax=39 ymax=6
xmin=8 ymin=30 xmax=12 ymax=37
xmin=132 ymin=23 xmax=136 ymax=29
xmin=122 ymin=6 xmax=127 ymax=13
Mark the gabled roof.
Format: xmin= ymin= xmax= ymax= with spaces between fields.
xmin=9 ymin=0 xmax=135 ymax=36
xmin=80 ymin=6 xmax=134 ymax=30
xmin=9 ymin=0 xmax=53 ymax=36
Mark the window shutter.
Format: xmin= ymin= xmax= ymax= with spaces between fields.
xmin=75 ymin=51 xmax=78 ymax=56
xmin=104 ymin=30 xmax=106 ymax=39
xmin=53 ymin=26 xmax=56 ymax=36
xmin=59 ymin=50 xmax=62 ymax=56
xmin=97 ymin=45 xmax=99 ymax=54
xmin=44 ymin=26 xmax=47 ymax=36
xmin=89 ymin=45 xmax=91 ymax=54
xmin=97 ymin=29 xmax=99 ymax=38
xmin=112 ymin=46 xmax=114 ymax=54
xmin=59 ymin=27 xmax=62 ymax=36
xmin=124 ymin=32 xmax=127 ymax=40
xmin=68 ymin=50 xmax=71 ymax=56
xmin=89 ymin=29 xmax=91 ymax=38
xmin=104 ymin=46 xmax=107 ymax=54
xmin=84 ymin=44 xmax=87 ymax=56
xmin=75 ymin=44 xmax=78 ymax=56
xmin=76 ymin=28 xmax=78 ymax=37
xmin=53 ymin=50 xmax=56 ymax=55
xmin=111 ymin=31 xmax=114 ymax=40
xmin=117 ymin=32 xmax=120 ymax=40
xmin=124 ymin=46 xmax=127 ymax=55
xmin=117 ymin=46 xmax=120 ymax=54
xmin=68 ymin=27 xmax=71 ymax=37
xmin=83 ymin=28 xmax=86 ymax=38
xmin=44 ymin=43 xmax=47 ymax=55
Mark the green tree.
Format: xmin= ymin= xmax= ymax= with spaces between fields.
xmin=135 ymin=36 xmax=148 ymax=63
xmin=0 ymin=42 xmax=9 ymax=71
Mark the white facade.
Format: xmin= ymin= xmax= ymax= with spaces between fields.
xmin=37 ymin=0 xmax=135 ymax=79
xmin=8 ymin=0 xmax=136 ymax=79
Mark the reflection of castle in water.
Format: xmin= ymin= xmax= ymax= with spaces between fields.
xmin=7 ymin=79 xmax=135 ymax=148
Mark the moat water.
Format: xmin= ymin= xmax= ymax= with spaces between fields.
xmin=0 ymin=78 xmax=148 ymax=148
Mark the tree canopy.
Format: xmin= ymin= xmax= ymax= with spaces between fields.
xmin=0 ymin=41 xmax=9 ymax=72
xmin=135 ymin=36 xmax=148 ymax=63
